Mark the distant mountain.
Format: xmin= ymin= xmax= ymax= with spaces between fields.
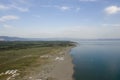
xmin=0 ymin=36 xmax=27 ymax=41
xmin=77 ymin=39 xmax=120 ymax=41
xmin=0 ymin=36 xmax=120 ymax=41
xmin=0 ymin=36 xmax=69 ymax=41
xmin=0 ymin=36 xmax=75 ymax=41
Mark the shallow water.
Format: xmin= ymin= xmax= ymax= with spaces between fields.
xmin=71 ymin=41 xmax=120 ymax=80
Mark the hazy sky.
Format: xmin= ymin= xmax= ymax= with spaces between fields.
xmin=0 ymin=0 xmax=120 ymax=39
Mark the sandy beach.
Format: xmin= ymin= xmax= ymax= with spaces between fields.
xmin=49 ymin=47 xmax=74 ymax=80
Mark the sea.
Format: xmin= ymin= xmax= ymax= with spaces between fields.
xmin=70 ymin=40 xmax=120 ymax=80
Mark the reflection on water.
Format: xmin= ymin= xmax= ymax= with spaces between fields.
xmin=71 ymin=41 xmax=120 ymax=80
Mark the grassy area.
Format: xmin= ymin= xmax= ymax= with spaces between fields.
xmin=0 ymin=41 xmax=75 ymax=80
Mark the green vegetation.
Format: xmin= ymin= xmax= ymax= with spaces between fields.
xmin=0 ymin=41 xmax=75 ymax=80
xmin=0 ymin=41 xmax=75 ymax=50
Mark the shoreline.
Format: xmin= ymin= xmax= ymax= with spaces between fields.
xmin=49 ymin=47 xmax=74 ymax=80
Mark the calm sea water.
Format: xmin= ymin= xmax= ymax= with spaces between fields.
xmin=71 ymin=41 xmax=120 ymax=80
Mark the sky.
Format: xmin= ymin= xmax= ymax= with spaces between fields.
xmin=0 ymin=0 xmax=120 ymax=39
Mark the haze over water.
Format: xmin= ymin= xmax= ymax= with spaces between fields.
xmin=71 ymin=40 xmax=120 ymax=80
